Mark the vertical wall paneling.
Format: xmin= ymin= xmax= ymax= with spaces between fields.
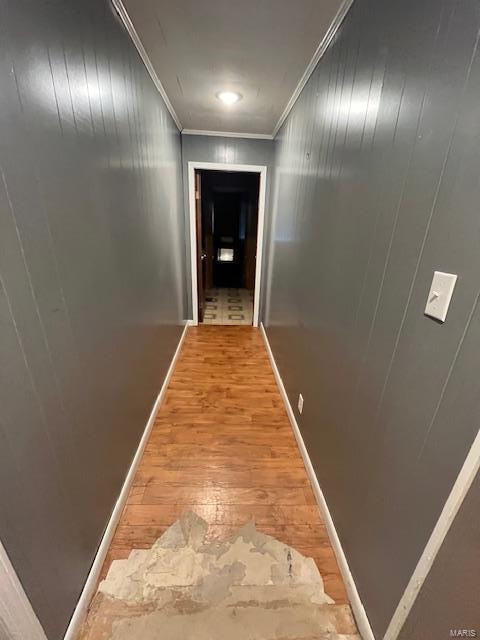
xmin=264 ymin=0 xmax=480 ymax=635
xmin=0 ymin=1 xmax=186 ymax=637
xmin=397 ymin=471 xmax=480 ymax=639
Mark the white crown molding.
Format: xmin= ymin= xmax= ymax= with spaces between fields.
xmin=111 ymin=0 xmax=355 ymax=140
xmin=110 ymin=0 xmax=182 ymax=131
xmin=181 ymin=129 xmax=273 ymax=140
xmin=272 ymin=0 xmax=355 ymax=137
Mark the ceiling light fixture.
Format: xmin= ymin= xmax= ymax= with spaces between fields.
xmin=216 ymin=91 xmax=242 ymax=105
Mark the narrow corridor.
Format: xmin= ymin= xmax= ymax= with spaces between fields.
xmin=95 ymin=326 xmax=348 ymax=609
xmin=2 ymin=1 xmax=480 ymax=638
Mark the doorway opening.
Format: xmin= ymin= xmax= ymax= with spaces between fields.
xmin=188 ymin=162 xmax=266 ymax=327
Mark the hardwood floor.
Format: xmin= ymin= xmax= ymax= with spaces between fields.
xmin=101 ymin=325 xmax=348 ymax=604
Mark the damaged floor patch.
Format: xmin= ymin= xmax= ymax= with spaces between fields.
xmin=79 ymin=512 xmax=360 ymax=639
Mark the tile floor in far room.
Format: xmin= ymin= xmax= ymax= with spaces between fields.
xmin=202 ymin=288 xmax=253 ymax=325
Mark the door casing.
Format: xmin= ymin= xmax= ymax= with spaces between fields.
xmin=0 ymin=539 xmax=47 ymax=640
xmin=188 ymin=161 xmax=267 ymax=326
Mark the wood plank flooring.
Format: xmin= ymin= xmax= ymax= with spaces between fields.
xmin=101 ymin=325 xmax=348 ymax=604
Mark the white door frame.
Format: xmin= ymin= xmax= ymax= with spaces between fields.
xmin=0 ymin=539 xmax=47 ymax=639
xmin=188 ymin=161 xmax=267 ymax=327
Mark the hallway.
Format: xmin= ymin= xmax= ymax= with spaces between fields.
xmin=81 ymin=325 xmax=354 ymax=634
xmin=99 ymin=326 xmax=348 ymax=602
xmin=80 ymin=326 xmax=358 ymax=640
xmin=2 ymin=0 xmax=480 ymax=638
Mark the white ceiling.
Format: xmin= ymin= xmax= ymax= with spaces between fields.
xmin=121 ymin=0 xmax=347 ymax=136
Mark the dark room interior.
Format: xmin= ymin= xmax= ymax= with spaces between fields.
xmin=197 ymin=170 xmax=259 ymax=325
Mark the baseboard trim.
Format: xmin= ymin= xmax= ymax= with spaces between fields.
xmin=64 ymin=321 xmax=189 ymax=640
xmin=260 ymin=322 xmax=375 ymax=640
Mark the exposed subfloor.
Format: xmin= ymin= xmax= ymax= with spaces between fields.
xmin=80 ymin=512 xmax=359 ymax=639
xmin=80 ymin=326 xmax=355 ymax=637
xmin=202 ymin=288 xmax=253 ymax=325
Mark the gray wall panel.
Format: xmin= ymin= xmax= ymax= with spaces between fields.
xmin=0 ymin=1 xmax=186 ymax=637
xmin=180 ymin=134 xmax=274 ymax=318
xmin=265 ymin=0 xmax=480 ymax=635
xmin=398 ymin=471 xmax=480 ymax=639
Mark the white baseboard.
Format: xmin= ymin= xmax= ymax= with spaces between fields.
xmin=64 ymin=321 xmax=189 ymax=640
xmin=260 ymin=323 xmax=375 ymax=640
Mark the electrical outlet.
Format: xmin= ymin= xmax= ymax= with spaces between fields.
xmin=298 ymin=393 xmax=304 ymax=415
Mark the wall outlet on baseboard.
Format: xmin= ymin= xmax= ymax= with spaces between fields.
xmin=298 ymin=393 xmax=304 ymax=414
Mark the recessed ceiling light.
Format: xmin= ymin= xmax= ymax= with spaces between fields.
xmin=216 ymin=91 xmax=242 ymax=105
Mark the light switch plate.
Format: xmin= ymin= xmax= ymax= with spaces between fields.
xmin=424 ymin=271 xmax=457 ymax=322
xmin=298 ymin=394 xmax=304 ymax=414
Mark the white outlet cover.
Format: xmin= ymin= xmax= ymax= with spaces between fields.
xmin=298 ymin=394 xmax=304 ymax=414
xmin=424 ymin=271 xmax=457 ymax=322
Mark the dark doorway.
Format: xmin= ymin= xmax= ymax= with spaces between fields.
xmin=195 ymin=169 xmax=260 ymax=325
